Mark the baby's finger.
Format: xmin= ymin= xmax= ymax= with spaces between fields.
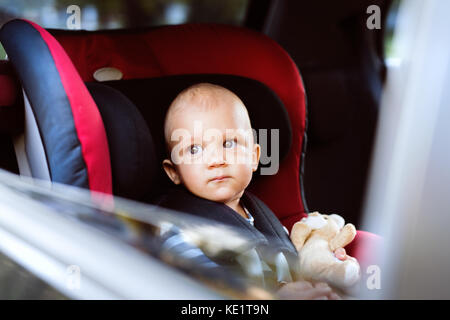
xmin=303 ymin=286 xmax=333 ymax=299
xmin=289 ymin=281 xmax=314 ymax=290
xmin=328 ymin=292 xmax=342 ymax=300
xmin=334 ymin=248 xmax=347 ymax=260
xmin=313 ymin=282 xmax=330 ymax=289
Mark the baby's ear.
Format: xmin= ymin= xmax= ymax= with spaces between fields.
xmin=252 ymin=143 xmax=261 ymax=172
xmin=162 ymin=159 xmax=181 ymax=185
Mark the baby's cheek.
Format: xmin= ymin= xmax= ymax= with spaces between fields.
xmin=178 ymin=164 xmax=203 ymax=186
xmin=235 ymin=164 xmax=254 ymax=186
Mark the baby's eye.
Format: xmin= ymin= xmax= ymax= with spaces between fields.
xmin=189 ymin=144 xmax=202 ymax=155
xmin=223 ymin=139 xmax=237 ymax=149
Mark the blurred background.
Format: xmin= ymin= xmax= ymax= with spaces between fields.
xmin=0 ymin=0 xmax=249 ymax=59
xmin=0 ymin=0 xmax=249 ymax=30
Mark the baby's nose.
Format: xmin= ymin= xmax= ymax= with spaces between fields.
xmin=205 ymin=145 xmax=226 ymax=167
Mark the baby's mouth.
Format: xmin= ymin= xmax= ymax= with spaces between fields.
xmin=209 ymin=175 xmax=231 ymax=182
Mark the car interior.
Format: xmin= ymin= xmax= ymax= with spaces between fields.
xmin=0 ymin=0 xmax=391 ymax=295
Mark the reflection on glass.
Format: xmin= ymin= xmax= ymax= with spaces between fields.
xmin=0 ymin=250 xmax=67 ymax=299
xmin=0 ymin=171 xmax=276 ymax=299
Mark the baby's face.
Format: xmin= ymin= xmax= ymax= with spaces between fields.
xmin=163 ymin=95 xmax=260 ymax=205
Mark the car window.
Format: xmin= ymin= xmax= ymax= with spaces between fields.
xmin=384 ymin=0 xmax=402 ymax=67
xmin=0 ymin=170 xmax=280 ymax=299
xmin=0 ymin=42 xmax=6 ymax=60
xmin=0 ymin=0 xmax=250 ymax=30
xmin=0 ymin=250 xmax=67 ymax=299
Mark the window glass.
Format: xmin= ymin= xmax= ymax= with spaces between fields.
xmin=1 ymin=172 xmax=276 ymax=299
xmin=384 ymin=0 xmax=401 ymax=65
xmin=0 ymin=250 xmax=67 ymax=299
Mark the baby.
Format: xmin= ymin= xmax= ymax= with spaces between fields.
xmin=159 ymin=83 xmax=341 ymax=299
xmin=162 ymin=82 xmax=259 ymax=219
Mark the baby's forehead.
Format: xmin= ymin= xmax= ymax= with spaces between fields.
xmin=169 ymin=89 xmax=248 ymax=123
xmin=179 ymin=85 xmax=239 ymax=108
xmin=169 ymin=103 xmax=249 ymax=130
xmin=164 ymin=84 xmax=252 ymax=144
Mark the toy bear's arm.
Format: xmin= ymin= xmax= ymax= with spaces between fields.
xmin=290 ymin=221 xmax=312 ymax=251
xmin=329 ymin=223 xmax=357 ymax=252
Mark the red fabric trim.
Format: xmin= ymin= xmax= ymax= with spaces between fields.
xmin=53 ymin=24 xmax=306 ymax=222
xmin=26 ymin=20 xmax=112 ymax=195
xmin=282 ymin=211 xmax=308 ymax=232
xmin=345 ymin=230 xmax=382 ymax=269
xmin=0 ymin=74 xmax=17 ymax=106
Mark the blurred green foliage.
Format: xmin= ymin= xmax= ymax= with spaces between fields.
xmin=384 ymin=0 xmax=401 ymax=59
xmin=0 ymin=0 xmax=249 ymax=30
xmin=0 ymin=42 xmax=6 ymax=59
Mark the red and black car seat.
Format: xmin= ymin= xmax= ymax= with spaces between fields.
xmin=0 ymin=19 xmax=379 ymax=265
xmin=0 ymin=19 xmax=306 ymax=226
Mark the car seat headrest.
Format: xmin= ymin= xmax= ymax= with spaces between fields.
xmin=86 ymin=83 xmax=157 ymax=201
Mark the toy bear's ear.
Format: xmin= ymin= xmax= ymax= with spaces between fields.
xmin=290 ymin=221 xmax=312 ymax=251
xmin=329 ymin=214 xmax=345 ymax=229
xmin=304 ymin=213 xmax=327 ymax=230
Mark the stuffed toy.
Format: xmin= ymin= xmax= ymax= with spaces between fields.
xmin=290 ymin=212 xmax=361 ymax=289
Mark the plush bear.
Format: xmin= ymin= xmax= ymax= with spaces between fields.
xmin=290 ymin=212 xmax=361 ymax=289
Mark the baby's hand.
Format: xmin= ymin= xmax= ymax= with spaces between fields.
xmin=275 ymin=281 xmax=341 ymax=300
xmin=334 ymin=247 xmax=347 ymax=261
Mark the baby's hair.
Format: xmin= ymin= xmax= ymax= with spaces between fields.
xmin=164 ymin=83 xmax=251 ymax=148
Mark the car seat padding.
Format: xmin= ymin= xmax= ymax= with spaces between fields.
xmin=87 ymin=82 xmax=157 ymax=201
xmin=0 ymin=19 xmax=112 ymax=194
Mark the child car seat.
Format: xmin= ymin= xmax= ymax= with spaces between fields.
xmin=0 ymin=19 xmax=380 ymax=266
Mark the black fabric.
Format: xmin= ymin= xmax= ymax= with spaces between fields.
xmin=86 ymin=83 xmax=157 ymax=201
xmin=0 ymin=19 xmax=89 ymax=188
xmin=0 ymin=134 xmax=19 ymax=174
xmin=98 ymin=74 xmax=291 ymax=200
xmin=265 ymin=1 xmax=387 ymax=227
xmin=155 ymin=187 xmax=299 ymax=274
